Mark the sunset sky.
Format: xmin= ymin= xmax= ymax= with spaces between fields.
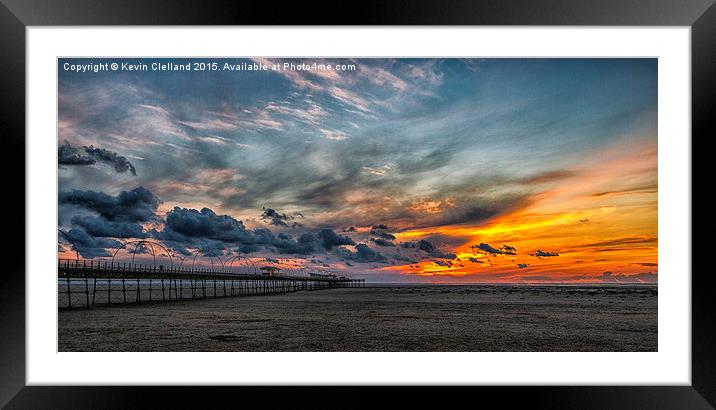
xmin=58 ymin=58 xmax=657 ymax=283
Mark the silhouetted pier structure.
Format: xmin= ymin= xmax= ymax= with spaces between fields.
xmin=58 ymin=258 xmax=364 ymax=309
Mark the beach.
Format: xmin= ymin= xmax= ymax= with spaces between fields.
xmin=58 ymin=284 xmax=657 ymax=352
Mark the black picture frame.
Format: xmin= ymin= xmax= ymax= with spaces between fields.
xmin=1 ymin=0 xmax=711 ymax=408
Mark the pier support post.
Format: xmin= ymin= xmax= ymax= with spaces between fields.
xmin=65 ymin=277 xmax=71 ymax=309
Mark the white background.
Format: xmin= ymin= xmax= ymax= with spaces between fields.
xmin=27 ymin=27 xmax=691 ymax=385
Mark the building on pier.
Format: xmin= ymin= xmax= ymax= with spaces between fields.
xmin=259 ymin=266 xmax=281 ymax=276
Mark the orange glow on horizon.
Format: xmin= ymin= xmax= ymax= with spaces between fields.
xmin=386 ymin=137 xmax=658 ymax=283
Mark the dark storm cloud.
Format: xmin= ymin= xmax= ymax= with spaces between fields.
xmin=63 ymin=228 xmax=122 ymax=258
xmin=261 ymin=207 xmax=302 ymax=228
xmin=370 ymin=224 xmax=396 ymax=241
xmin=58 ymin=141 xmax=136 ymax=175
xmin=152 ymin=206 xmax=355 ymax=257
xmin=400 ymin=241 xmax=415 ymax=249
xmin=152 ymin=207 xmax=268 ymax=256
xmin=517 ymin=263 xmax=529 ymax=269
xmin=159 ymin=207 xmax=250 ymax=242
xmin=472 ymin=243 xmax=517 ymax=256
xmin=58 ymin=143 xmax=94 ymax=166
xmin=59 ymin=189 xmax=166 ymax=256
xmin=393 ymin=253 xmax=417 ymax=264
xmin=316 ymin=229 xmax=355 ymax=250
xmin=337 ymin=243 xmax=388 ymax=263
xmin=235 ymin=243 xmax=259 ymax=254
xmin=59 ymin=187 xmax=160 ymax=222
xmin=468 ymin=257 xmax=483 ymax=263
xmin=532 ymin=250 xmax=559 ymax=257
xmin=268 ymin=233 xmax=319 ymax=255
xmin=370 ymin=238 xmax=396 ymax=247
xmin=400 ymin=239 xmax=456 ymax=260
xmin=477 ymin=243 xmax=500 ymax=254
xmin=71 ymin=215 xmax=147 ymax=239
xmin=265 ymin=231 xmax=322 ymax=255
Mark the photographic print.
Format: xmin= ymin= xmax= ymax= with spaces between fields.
xmin=57 ymin=57 xmax=657 ymax=352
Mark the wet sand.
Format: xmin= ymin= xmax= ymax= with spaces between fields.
xmin=58 ymin=285 xmax=657 ymax=352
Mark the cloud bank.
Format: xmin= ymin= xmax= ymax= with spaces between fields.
xmin=59 ymin=141 xmax=136 ymax=175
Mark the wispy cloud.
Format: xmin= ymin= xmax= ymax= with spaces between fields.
xmin=319 ymin=128 xmax=349 ymax=141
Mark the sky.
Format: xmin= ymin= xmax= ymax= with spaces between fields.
xmin=57 ymin=58 xmax=657 ymax=283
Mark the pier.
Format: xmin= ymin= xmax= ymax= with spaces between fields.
xmin=58 ymin=258 xmax=365 ymax=309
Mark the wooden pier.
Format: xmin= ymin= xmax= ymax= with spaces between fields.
xmin=58 ymin=259 xmax=364 ymax=309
